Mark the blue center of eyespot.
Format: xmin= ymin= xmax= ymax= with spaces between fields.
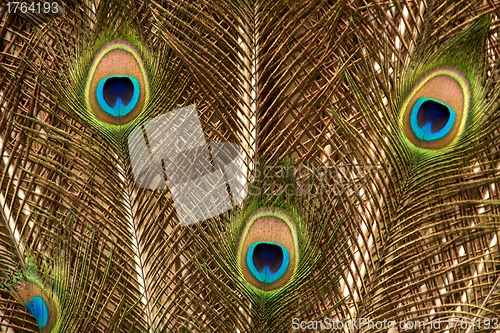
xmin=246 ymin=242 xmax=290 ymax=284
xmin=25 ymin=296 xmax=48 ymax=329
xmin=410 ymin=97 xmax=456 ymax=142
xmin=96 ymin=76 xmax=140 ymax=118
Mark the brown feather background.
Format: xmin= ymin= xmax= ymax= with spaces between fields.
xmin=1 ymin=0 xmax=500 ymax=332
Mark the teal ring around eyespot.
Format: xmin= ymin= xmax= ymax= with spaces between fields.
xmin=96 ymin=76 xmax=140 ymax=118
xmin=410 ymin=97 xmax=456 ymax=142
xmin=25 ymin=295 xmax=48 ymax=329
xmin=246 ymin=242 xmax=290 ymax=284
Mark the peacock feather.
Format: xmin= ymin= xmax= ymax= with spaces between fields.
xmin=10 ymin=265 xmax=60 ymax=332
xmin=176 ymin=157 xmax=346 ymax=331
xmin=83 ymin=39 xmax=150 ymax=128
xmin=397 ymin=17 xmax=487 ymax=152
xmin=1 ymin=0 xmax=500 ymax=332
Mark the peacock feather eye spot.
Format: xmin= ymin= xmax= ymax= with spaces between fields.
xmin=238 ymin=208 xmax=299 ymax=291
xmin=252 ymin=243 xmax=285 ymax=273
xmin=13 ymin=279 xmax=58 ymax=332
xmin=25 ymin=296 xmax=49 ymax=329
xmin=416 ymin=100 xmax=450 ymax=131
xmin=96 ymin=76 xmax=140 ymax=117
xmin=410 ymin=98 xmax=456 ymax=141
xmin=86 ymin=40 xmax=149 ymax=125
xmin=247 ymin=242 xmax=290 ymax=284
xmin=400 ymin=67 xmax=470 ymax=150
xmin=102 ymin=77 xmax=134 ymax=107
